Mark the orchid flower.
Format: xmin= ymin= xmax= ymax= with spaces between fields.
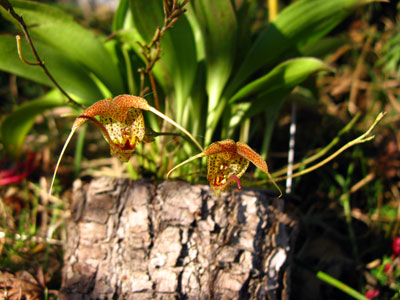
xmin=167 ymin=139 xmax=282 ymax=197
xmin=49 ymin=94 xmax=202 ymax=196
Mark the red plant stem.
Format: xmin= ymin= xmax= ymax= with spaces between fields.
xmin=148 ymin=70 xmax=161 ymax=113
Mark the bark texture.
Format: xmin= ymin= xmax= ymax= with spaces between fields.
xmin=60 ymin=177 xmax=296 ymax=299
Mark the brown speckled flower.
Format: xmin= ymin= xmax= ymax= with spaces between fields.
xmin=167 ymin=139 xmax=281 ymax=197
xmin=72 ymin=95 xmax=148 ymax=162
xmin=49 ymin=94 xmax=202 ymax=196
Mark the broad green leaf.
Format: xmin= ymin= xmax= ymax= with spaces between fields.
xmin=128 ymin=0 xmax=161 ymax=43
xmin=0 ymin=89 xmax=66 ymax=157
xmin=228 ymin=58 xmax=332 ymax=136
xmin=129 ymin=0 xmax=197 ymax=124
xmin=229 ymin=57 xmax=332 ymax=104
xmin=188 ymin=61 xmax=207 ymax=140
xmin=228 ymin=89 xmax=291 ymax=134
xmin=192 ymin=0 xmax=376 ymax=146
xmin=233 ymin=1 xmax=254 ymax=60
xmin=112 ymin=0 xmax=130 ymax=32
xmin=185 ymin=4 xmax=205 ymax=62
xmin=190 ymin=0 xmax=237 ymax=147
xmin=192 ymin=0 xmax=237 ymax=108
xmin=227 ymin=0 xmax=378 ymax=95
xmin=0 ymin=35 xmax=103 ymax=104
xmin=300 ymin=36 xmax=349 ymax=58
xmin=1 ymin=0 xmax=124 ymax=95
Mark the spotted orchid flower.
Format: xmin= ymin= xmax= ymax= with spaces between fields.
xmin=71 ymin=95 xmax=149 ymax=162
xmin=49 ymin=94 xmax=202 ymax=196
xmin=167 ymin=139 xmax=282 ymax=197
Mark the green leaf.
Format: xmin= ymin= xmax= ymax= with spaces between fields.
xmin=190 ymin=0 xmax=237 ymax=145
xmin=129 ymin=0 xmax=197 ymax=124
xmin=206 ymin=0 xmax=374 ymax=145
xmin=0 ymin=35 xmax=103 ymax=105
xmin=1 ymin=0 xmax=124 ymax=95
xmin=300 ymin=36 xmax=349 ymax=58
xmin=112 ymin=0 xmax=130 ymax=32
xmin=228 ymin=88 xmax=290 ymax=133
xmin=128 ymin=0 xmax=162 ymax=43
xmin=192 ymin=0 xmax=237 ymax=105
xmin=229 ymin=57 xmax=332 ymax=104
xmin=0 ymin=89 xmax=66 ymax=157
xmin=228 ymin=57 xmax=332 ymax=137
xmin=227 ymin=0 xmax=377 ymax=95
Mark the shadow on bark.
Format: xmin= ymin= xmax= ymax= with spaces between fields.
xmin=60 ymin=177 xmax=296 ymax=299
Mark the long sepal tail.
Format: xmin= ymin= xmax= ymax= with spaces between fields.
xmin=166 ymin=152 xmax=205 ymax=178
xmin=48 ymin=128 xmax=76 ymax=197
xmin=147 ymin=106 xmax=203 ymax=152
xmin=266 ymin=171 xmax=283 ymax=198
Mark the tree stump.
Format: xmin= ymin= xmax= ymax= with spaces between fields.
xmin=60 ymin=177 xmax=296 ymax=299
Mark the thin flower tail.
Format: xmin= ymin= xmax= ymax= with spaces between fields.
xmin=48 ymin=112 xmax=122 ymax=197
xmin=48 ymin=128 xmax=77 ymax=197
xmin=265 ymin=171 xmax=283 ymax=198
xmin=166 ymin=152 xmax=205 ymax=178
xmin=147 ymin=106 xmax=203 ymax=152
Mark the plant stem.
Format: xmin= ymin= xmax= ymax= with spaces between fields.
xmin=148 ymin=70 xmax=161 ymax=128
xmin=272 ymin=112 xmax=385 ymax=182
xmin=341 ymin=192 xmax=360 ymax=264
xmin=273 ymin=112 xmax=361 ymax=178
xmin=0 ymin=0 xmax=85 ymax=110
xmin=316 ymin=271 xmax=368 ymax=300
xmin=138 ymin=0 xmax=189 ymax=114
xmin=148 ymin=106 xmax=203 ymax=152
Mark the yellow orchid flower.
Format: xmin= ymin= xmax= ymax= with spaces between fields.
xmin=167 ymin=139 xmax=282 ymax=197
xmin=49 ymin=94 xmax=202 ymax=196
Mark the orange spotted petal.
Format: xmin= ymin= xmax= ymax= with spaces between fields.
xmin=207 ymin=151 xmax=249 ymax=197
xmin=72 ymin=95 xmax=150 ymax=129
xmin=49 ymin=96 xmax=151 ymax=196
xmin=71 ymin=95 xmax=148 ymax=162
xmin=167 ymin=139 xmax=281 ymax=197
xmin=203 ymin=139 xmax=237 ymax=156
xmin=237 ymin=142 xmax=282 ymax=197
xmin=236 ymin=142 xmax=268 ymax=174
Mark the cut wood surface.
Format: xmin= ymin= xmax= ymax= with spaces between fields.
xmin=60 ymin=177 xmax=296 ymax=299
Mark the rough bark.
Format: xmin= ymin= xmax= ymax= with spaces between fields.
xmin=60 ymin=177 xmax=296 ymax=300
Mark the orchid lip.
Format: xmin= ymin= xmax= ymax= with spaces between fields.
xmin=212 ymin=174 xmax=242 ymax=190
xmin=118 ymin=138 xmax=136 ymax=150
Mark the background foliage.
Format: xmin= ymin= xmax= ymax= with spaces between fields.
xmin=0 ymin=0 xmax=399 ymax=299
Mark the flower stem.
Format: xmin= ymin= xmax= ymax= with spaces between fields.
xmin=316 ymin=271 xmax=368 ymax=300
xmin=272 ymin=112 xmax=385 ymax=182
xmin=148 ymin=106 xmax=203 ymax=152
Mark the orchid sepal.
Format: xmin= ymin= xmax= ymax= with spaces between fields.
xmin=167 ymin=139 xmax=282 ymax=197
xmin=49 ymin=94 xmax=202 ymax=197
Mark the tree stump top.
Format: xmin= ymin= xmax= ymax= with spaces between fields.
xmin=60 ymin=177 xmax=296 ymax=300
